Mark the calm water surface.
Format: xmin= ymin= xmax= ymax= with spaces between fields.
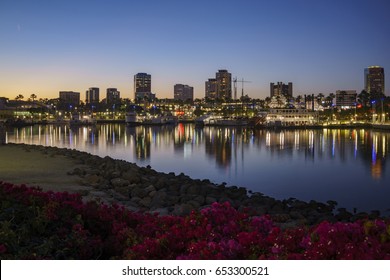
xmin=5 ymin=124 xmax=390 ymax=214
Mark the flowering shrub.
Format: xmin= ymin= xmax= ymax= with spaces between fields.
xmin=1 ymin=182 xmax=390 ymax=259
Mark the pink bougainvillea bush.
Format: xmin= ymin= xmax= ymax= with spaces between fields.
xmin=1 ymin=182 xmax=390 ymax=259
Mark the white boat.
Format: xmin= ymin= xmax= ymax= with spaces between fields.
xmin=125 ymin=111 xmax=144 ymax=125
xmin=196 ymin=114 xmax=248 ymax=126
xmin=214 ymin=117 xmax=248 ymax=126
xmin=126 ymin=112 xmax=177 ymax=125
xmin=69 ymin=114 xmax=96 ymax=126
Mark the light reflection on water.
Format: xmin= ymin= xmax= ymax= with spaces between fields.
xmin=5 ymin=124 xmax=390 ymax=214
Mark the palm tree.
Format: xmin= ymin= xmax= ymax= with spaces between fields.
xmin=317 ymin=93 xmax=324 ymax=101
xmin=295 ymin=95 xmax=303 ymax=106
xmin=15 ymin=94 xmax=24 ymax=101
xmin=14 ymin=94 xmax=24 ymax=118
xmin=358 ymin=90 xmax=369 ymax=107
xmin=30 ymin=94 xmax=37 ymax=102
xmin=316 ymin=93 xmax=324 ymax=109
xmin=328 ymin=93 xmax=335 ymax=101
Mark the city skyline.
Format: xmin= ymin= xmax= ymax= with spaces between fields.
xmin=1 ymin=0 xmax=389 ymax=100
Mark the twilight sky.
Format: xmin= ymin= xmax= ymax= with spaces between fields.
xmin=1 ymin=0 xmax=389 ymax=100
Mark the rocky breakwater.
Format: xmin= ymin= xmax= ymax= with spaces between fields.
xmin=15 ymin=144 xmax=381 ymax=227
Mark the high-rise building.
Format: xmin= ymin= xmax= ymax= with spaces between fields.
xmin=216 ymin=70 xmax=232 ymax=99
xmin=174 ymin=84 xmax=194 ymax=102
xmin=205 ymin=78 xmax=217 ymax=99
xmin=106 ymin=88 xmax=121 ymax=105
xmin=270 ymin=82 xmax=293 ymax=98
xmin=205 ymin=70 xmax=232 ymax=100
xmin=335 ymin=90 xmax=357 ymax=109
xmin=86 ymin=87 xmax=100 ymax=105
xmin=59 ymin=91 xmax=80 ymax=108
xmin=365 ymin=66 xmax=385 ymax=94
xmin=134 ymin=73 xmax=152 ymax=100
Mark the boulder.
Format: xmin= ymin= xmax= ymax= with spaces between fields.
xmin=110 ymin=178 xmax=130 ymax=188
xmin=179 ymin=184 xmax=190 ymax=194
xmin=110 ymin=171 xmax=121 ymax=179
xmin=144 ymin=184 xmax=156 ymax=194
xmin=122 ymin=170 xmax=141 ymax=184
xmin=150 ymin=208 xmax=170 ymax=216
xmin=192 ymin=195 xmax=205 ymax=205
xmin=108 ymin=189 xmax=129 ymax=201
xmin=82 ymin=174 xmax=102 ymax=187
xmin=168 ymin=183 xmax=180 ymax=192
xmin=186 ymin=184 xmax=200 ymax=195
xmin=148 ymin=190 xmax=157 ymax=198
xmin=69 ymin=167 xmax=85 ymax=176
xmin=139 ymin=197 xmax=152 ymax=208
xmin=113 ymin=186 xmax=130 ymax=198
xmin=289 ymin=211 xmax=305 ymax=220
xmin=205 ymin=196 xmax=217 ymax=205
xmin=173 ymin=203 xmax=193 ymax=216
xmin=150 ymin=191 xmax=168 ymax=209
xmin=84 ymin=168 xmax=100 ymax=176
xmin=130 ymin=187 xmax=148 ymax=199
xmin=154 ymin=178 xmax=168 ymax=190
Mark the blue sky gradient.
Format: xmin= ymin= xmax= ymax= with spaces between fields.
xmin=1 ymin=0 xmax=389 ymax=100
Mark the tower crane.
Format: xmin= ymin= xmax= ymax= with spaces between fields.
xmin=233 ymin=77 xmax=252 ymax=100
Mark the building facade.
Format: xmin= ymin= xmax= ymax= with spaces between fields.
xmin=335 ymin=90 xmax=357 ymax=109
xmin=216 ymin=70 xmax=232 ymax=99
xmin=134 ymin=73 xmax=152 ymax=100
xmin=174 ymin=84 xmax=194 ymax=102
xmin=270 ymin=82 xmax=293 ymax=98
xmin=59 ymin=91 xmax=80 ymax=109
xmin=365 ymin=66 xmax=385 ymax=94
xmin=86 ymin=87 xmax=100 ymax=105
xmin=205 ymin=70 xmax=232 ymax=100
xmin=106 ymin=88 xmax=121 ymax=105
xmin=205 ymin=78 xmax=217 ymax=99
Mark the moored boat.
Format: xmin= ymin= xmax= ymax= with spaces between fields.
xmin=69 ymin=113 xmax=96 ymax=126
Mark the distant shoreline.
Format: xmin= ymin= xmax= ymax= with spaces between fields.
xmin=3 ymin=119 xmax=390 ymax=130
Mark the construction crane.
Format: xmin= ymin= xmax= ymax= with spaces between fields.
xmin=233 ymin=77 xmax=251 ymax=100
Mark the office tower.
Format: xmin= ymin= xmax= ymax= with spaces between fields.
xmin=365 ymin=66 xmax=385 ymax=94
xmin=86 ymin=87 xmax=100 ymax=105
xmin=106 ymin=88 xmax=121 ymax=105
xmin=134 ymin=73 xmax=152 ymax=100
xmin=270 ymin=82 xmax=293 ymax=98
xmin=335 ymin=90 xmax=357 ymax=108
xmin=59 ymin=91 xmax=80 ymax=108
xmin=216 ymin=69 xmax=232 ymax=99
xmin=174 ymin=84 xmax=194 ymax=102
xmin=205 ymin=78 xmax=217 ymax=99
